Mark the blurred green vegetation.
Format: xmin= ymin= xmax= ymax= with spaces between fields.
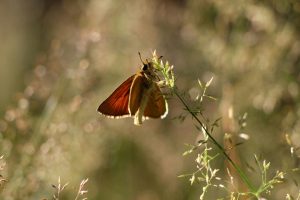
xmin=0 ymin=0 xmax=300 ymax=199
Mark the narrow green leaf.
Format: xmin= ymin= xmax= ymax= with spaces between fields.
xmin=205 ymin=77 xmax=214 ymax=88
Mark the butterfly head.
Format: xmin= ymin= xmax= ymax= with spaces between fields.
xmin=139 ymin=52 xmax=159 ymax=81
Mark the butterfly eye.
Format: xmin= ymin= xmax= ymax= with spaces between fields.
xmin=142 ymin=64 xmax=148 ymax=71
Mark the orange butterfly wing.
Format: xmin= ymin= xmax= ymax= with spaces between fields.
xmin=97 ymin=75 xmax=135 ymax=118
xmin=129 ymin=73 xmax=146 ymax=115
xmin=143 ymin=84 xmax=168 ymax=118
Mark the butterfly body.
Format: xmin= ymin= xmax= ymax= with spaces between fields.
xmin=98 ymin=61 xmax=168 ymax=125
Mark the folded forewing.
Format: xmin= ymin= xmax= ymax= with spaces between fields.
xmin=129 ymin=74 xmax=145 ymax=115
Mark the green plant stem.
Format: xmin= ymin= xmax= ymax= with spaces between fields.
xmin=173 ymin=87 xmax=256 ymax=192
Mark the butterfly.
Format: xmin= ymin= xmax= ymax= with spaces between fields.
xmin=97 ymin=54 xmax=168 ymax=125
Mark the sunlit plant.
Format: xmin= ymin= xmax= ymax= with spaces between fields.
xmin=51 ymin=177 xmax=88 ymax=200
xmin=151 ymin=51 xmax=285 ymax=199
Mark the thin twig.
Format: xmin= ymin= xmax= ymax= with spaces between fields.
xmin=173 ymin=87 xmax=255 ymax=192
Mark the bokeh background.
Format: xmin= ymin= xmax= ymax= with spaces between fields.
xmin=0 ymin=0 xmax=300 ymax=199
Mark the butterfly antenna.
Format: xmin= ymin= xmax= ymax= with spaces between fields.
xmin=138 ymin=52 xmax=146 ymax=65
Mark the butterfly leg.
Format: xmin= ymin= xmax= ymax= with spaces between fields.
xmin=133 ymin=83 xmax=155 ymax=125
xmin=134 ymin=94 xmax=149 ymax=125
